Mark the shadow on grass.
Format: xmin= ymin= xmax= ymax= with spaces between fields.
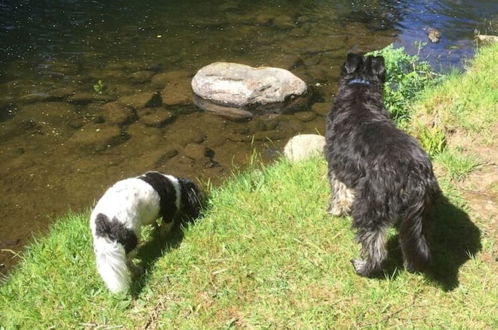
xmin=129 ymin=188 xmax=209 ymax=298
xmin=382 ymin=195 xmax=481 ymax=290
xmin=129 ymin=218 xmax=195 ymax=298
xmin=426 ymin=195 xmax=482 ymax=291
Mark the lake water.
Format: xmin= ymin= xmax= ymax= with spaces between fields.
xmin=1 ymin=0 xmax=497 ymax=274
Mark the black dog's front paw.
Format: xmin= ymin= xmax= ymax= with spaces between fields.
xmin=351 ymin=259 xmax=368 ymax=276
xmin=404 ymin=260 xmax=426 ymax=274
xmin=351 ymin=259 xmax=381 ymax=278
xmin=327 ymin=203 xmax=345 ymax=217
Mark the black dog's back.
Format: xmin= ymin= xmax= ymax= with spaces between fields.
xmin=325 ymin=54 xmax=440 ymax=276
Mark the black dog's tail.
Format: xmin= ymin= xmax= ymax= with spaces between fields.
xmin=399 ymin=183 xmax=432 ymax=272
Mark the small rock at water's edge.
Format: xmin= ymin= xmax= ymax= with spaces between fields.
xmin=284 ymin=134 xmax=325 ymax=162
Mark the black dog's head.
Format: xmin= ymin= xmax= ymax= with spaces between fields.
xmin=340 ymin=53 xmax=386 ymax=87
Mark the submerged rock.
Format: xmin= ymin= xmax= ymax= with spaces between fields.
xmin=184 ymin=143 xmax=209 ymax=160
xmin=311 ymin=102 xmax=330 ymax=116
xmin=102 ymin=102 xmax=137 ymax=126
xmin=191 ymin=62 xmax=308 ymax=118
xmin=19 ymin=102 xmax=77 ymax=125
xmin=162 ymin=81 xmax=192 ymax=106
xmin=18 ymin=92 xmax=51 ymax=104
xmin=117 ymin=91 xmax=162 ymax=109
xmin=68 ymin=92 xmax=114 ymax=104
xmin=139 ymin=109 xmax=176 ymax=127
xmin=67 ymin=124 xmax=128 ymax=150
xmin=427 ymin=27 xmax=441 ymax=43
xmin=165 ymin=126 xmax=206 ymax=146
xmin=129 ymin=70 xmax=155 ymax=83
xmin=151 ymin=70 xmax=191 ymax=87
xmin=193 ymin=95 xmax=253 ymax=121
xmin=283 ymin=134 xmax=325 ymax=162
xmin=50 ymin=87 xmax=76 ymax=100
xmin=294 ymin=111 xmax=316 ymax=122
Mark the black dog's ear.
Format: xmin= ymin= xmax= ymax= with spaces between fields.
xmin=342 ymin=53 xmax=363 ymax=75
xmin=370 ymin=56 xmax=386 ymax=82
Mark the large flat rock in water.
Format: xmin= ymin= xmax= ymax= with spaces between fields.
xmin=191 ymin=62 xmax=308 ymax=118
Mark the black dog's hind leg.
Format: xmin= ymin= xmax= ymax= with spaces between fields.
xmin=327 ymin=171 xmax=355 ymax=216
xmin=398 ymin=193 xmax=432 ymax=273
xmin=351 ymin=225 xmax=388 ymax=277
xmin=349 ymin=179 xmax=390 ymax=277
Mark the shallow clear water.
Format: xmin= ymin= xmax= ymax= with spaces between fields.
xmin=1 ymin=0 xmax=497 ymax=273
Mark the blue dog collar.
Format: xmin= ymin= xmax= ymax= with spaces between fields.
xmin=348 ymin=79 xmax=371 ymax=85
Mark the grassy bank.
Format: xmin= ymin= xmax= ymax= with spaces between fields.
xmin=1 ymin=44 xmax=498 ymax=328
xmin=1 ymin=156 xmax=495 ymax=328
xmin=412 ymin=42 xmax=498 ymax=143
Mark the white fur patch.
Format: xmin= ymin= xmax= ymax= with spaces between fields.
xmin=164 ymin=175 xmax=181 ymax=210
xmin=328 ymin=172 xmax=355 ymax=216
xmin=94 ymin=237 xmax=130 ymax=294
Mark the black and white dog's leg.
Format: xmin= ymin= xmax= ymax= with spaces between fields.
xmin=327 ymin=171 xmax=355 ymax=216
xmin=159 ymin=220 xmax=175 ymax=237
xmin=351 ymin=226 xmax=388 ymax=277
xmin=126 ymin=248 xmax=143 ymax=277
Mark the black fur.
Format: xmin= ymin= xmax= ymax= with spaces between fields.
xmin=178 ymin=177 xmax=204 ymax=219
xmin=95 ymin=213 xmax=138 ymax=254
xmin=138 ymin=171 xmax=179 ymax=222
xmin=325 ymin=53 xmax=440 ymax=277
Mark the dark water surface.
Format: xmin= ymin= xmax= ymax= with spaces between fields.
xmin=1 ymin=0 xmax=497 ymax=274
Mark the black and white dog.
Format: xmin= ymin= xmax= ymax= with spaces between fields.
xmin=325 ymin=54 xmax=440 ymax=277
xmin=90 ymin=171 xmax=203 ymax=293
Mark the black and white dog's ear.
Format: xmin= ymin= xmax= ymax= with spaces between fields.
xmin=180 ymin=178 xmax=204 ymax=220
xmin=343 ymin=53 xmax=363 ymax=75
xmin=370 ymin=56 xmax=386 ymax=82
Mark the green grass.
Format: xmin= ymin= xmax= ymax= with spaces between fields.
xmin=0 ymin=156 xmax=496 ymax=328
xmin=412 ymin=42 xmax=498 ymax=143
xmin=435 ymin=148 xmax=482 ymax=181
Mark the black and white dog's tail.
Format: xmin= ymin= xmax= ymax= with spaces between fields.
xmin=399 ymin=183 xmax=433 ymax=273
xmin=93 ymin=214 xmax=131 ymax=294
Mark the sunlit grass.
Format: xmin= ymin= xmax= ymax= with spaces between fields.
xmin=435 ymin=148 xmax=482 ymax=181
xmin=1 ymin=156 xmax=497 ymax=328
xmin=411 ymin=42 xmax=498 ymax=143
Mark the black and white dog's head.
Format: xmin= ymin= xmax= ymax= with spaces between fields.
xmin=177 ymin=177 xmax=204 ymax=220
xmin=137 ymin=171 xmax=204 ymax=222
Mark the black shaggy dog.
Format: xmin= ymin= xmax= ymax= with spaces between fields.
xmin=325 ymin=53 xmax=440 ymax=277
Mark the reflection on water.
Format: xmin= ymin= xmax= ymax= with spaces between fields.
xmin=0 ymin=0 xmax=497 ymax=274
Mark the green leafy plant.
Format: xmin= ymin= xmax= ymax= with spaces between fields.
xmin=418 ymin=125 xmax=447 ymax=156
xmin=368 ymin=44 xmax=438 ymax=123
xmin=93 ymin=80 xmax=105 ymax=94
